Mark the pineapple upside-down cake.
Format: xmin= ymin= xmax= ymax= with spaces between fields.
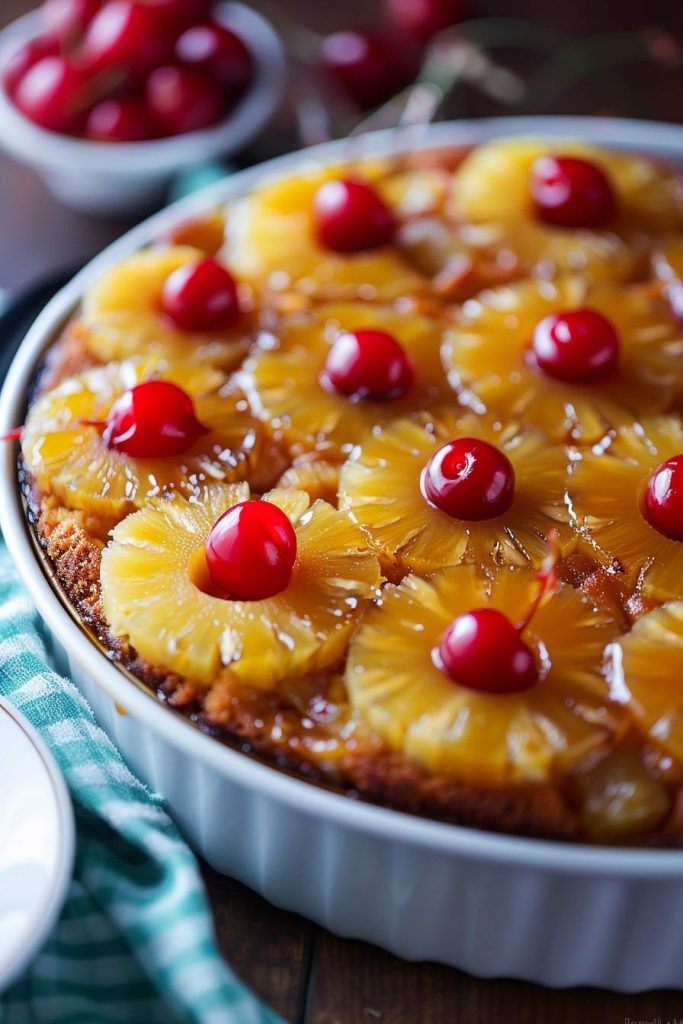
xmin=21 ymin=140 xmax=683 ymax=844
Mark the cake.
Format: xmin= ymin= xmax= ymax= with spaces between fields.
xmin=20 ymin=139 xmax=683 ymax=844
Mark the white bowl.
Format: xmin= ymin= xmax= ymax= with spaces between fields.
xmin=0 ymin=697 xmax=74 ymax=992
xmin=0 ymin=3 xmax=286 ymax=215
xmin=2 ymin=116 xmax=683 ymax=992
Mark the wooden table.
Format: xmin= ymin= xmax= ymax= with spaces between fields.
xmin=1 ymin=1 xmax=683 ymax=1020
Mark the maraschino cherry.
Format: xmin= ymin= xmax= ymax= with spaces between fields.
xmin=205 ymin=500 xmax=297 ymax=600
xmin=2 ymin=36 xmax=60 ymax=98
xmin=41 ymin=0 xmax=100 ymax=49
xmin=313 ymin=179 xmax=396 ymax=253
xmin=81 ymin=1 xmax=172 ymax=78
xmin=421 ymin=437 xmax=515 ymax=521
xmin=530 ymin=155 xmax=617 ymax=229
xmin=161 ymin=258 xmax=241 ymax=332
xmin=175 ymin=21 xmax=253 ymax=94
xmin=320 ymin=29 xmax=419 ymax=110
xmin=321 ymin=329 xmax=414 ymax=401
xmin=86 ymin=96 xmax=155 ymax=142
xmin=145 ymin=65 xmax=224 ymax=136
xmin=384 ymin=0 xmax=463 ymax=43
xmin=14 ymin=54 xmax=88 ymax=132
xmin=101 ymin=380 xmax=208 ymax=458
xmin=437 ymin=608 xmax=538 ymax=694
xmin=435 ymin=537 xmax=560 ymax=694
xmin=142 ymin=0 xmax=211 ymax=25
xmin=643 ymin=455 xmax=683 ymax=541
xmin=531 ymin=309 xmax=620 ymax=383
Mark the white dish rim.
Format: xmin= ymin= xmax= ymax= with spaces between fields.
xmin=0 ymin=696 xmax=75 ymax=992
xmin=2 ymin=115 xmax=683 ymax=880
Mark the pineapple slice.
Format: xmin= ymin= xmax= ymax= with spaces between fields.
xmin=277 ymin=454 xmax=340 ymax=506
xmin=450 ymin=140 xmax=681 ymax=283
xmin=162 ymin=209 xmax=226 ymax=255
xmin=101 ymin=485 xmax=381 ymax=688
xmin=81 ymin=246 xmax=250 ymax=369
xmin=222 ymin=165 xmax=430 ymax=303
xmin=442 ymin=277 xmax=683 ymax=444
xmin=609 ymin=603 xmax=683 ymax=765
xmin=454 ymin=139 xmax=681 ymax=229
xmin=346 ymin=564 xmax=618 ymax=784
xmin=573 ymin=746 xmax=672 ymax=841
xmin=568 ymin=416 xmax=683 ymax=601
xmin=240 ymin=301 xmax=451 ymax=456
xmin=22 ymin=359 xmax=285 ymax=524
xmin=339 ymin=409 xmax=573 ymax=576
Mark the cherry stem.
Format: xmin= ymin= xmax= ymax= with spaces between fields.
xmin=515 ymin=530 xmax=561 ymax=635
xmin=0 ymin=427 xmax=23 ymax=442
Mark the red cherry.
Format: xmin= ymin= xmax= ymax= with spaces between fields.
xmin=384 ymin=0 xmax=464 ymax=43
xmin=13 ymin=55 xmax=89 ymax=132
xmin=145 ymin=65 xmax=224 ymax=136
xmin=205 ymin=500 xmax=297 ymax=601
xmin=161 ymin=258 xmax=240 ymax=332
xmin=138 ymin=0 xmax=211 ymax=26
xmin=175 ymin=21 xmax=253 ymax=94
xmin=421 ymin=438 xmax=515 ymax=521
xmin=320 ymin=30 xmax=419 ymax=110
xmin=42 ymin=0 xmax=100 ymax=49
xmin=437 ymin=607 xmax=539 ymax=694
xmin=81 ymin=1 xmax=171 ymax=78
xmin=313 ymin=179 xmax=396 ymax=253
xmin=643 ymin=455 xmax=683 ymax=541
xmin=532 ymin=309 xmax=620 ymax=384
xmin=103 ymin=380 xmax=208 ymax=458
xmin=321 ymin=329 xmax=414 ymax=401
xmin=2 ymin=36 xmax=61 ymax=97
xmin=86 ymin=96 xmax=154 ymax=141
xmin=530 ymin=155 xmax=617 ymax=228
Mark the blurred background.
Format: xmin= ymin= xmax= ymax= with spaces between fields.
xmin=0 ymin=0 xmax=681 ymax=292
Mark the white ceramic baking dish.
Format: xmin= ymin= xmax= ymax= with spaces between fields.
xmin=2 ymin=117 xmax=683 ymax=993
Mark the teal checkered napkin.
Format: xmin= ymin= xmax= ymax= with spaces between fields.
xmin=0 ymin=540 xmax=282 ymax=1024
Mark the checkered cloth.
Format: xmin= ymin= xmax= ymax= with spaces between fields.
xmin=0 ymin=541 xmax=282 ymax=1024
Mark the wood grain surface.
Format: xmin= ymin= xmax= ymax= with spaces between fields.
xmin=1 ymin=0 xmax=682 ymax=1020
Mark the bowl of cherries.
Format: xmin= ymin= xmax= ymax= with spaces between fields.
xmin=0 ymin=0 xmax=285 ymax=214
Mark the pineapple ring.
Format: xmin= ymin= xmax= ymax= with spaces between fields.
xmin=568 ymin=416 xmax=683 ymax=601
xmin=339 ymin=409 xmax=573 ymax=576
xmin=450 ymin=140 xmax=681 ymax=283
xmin=101 ymin=484 xmax=381 ymax=688
xmin=22 ymin=359 xmax=284 ymax=523
xmin=81 ymin=246 xmax=250 ymax=369
xmin=276 ymin=455 xmax=341 ymax=507
xmin=442 ymin=276 xmax=683 ymax=444
xmin=454 ymin=139 xmax=681 ymax=230
xmin=240 ymin=301 xmax=451 ymax=456
xmin=346 ymin=564 xmax=618 ymax=784
xmin=610 ymin=603 xmax=683 ymax=763
xmin=222 ymin=164 xmax=433 ymax=304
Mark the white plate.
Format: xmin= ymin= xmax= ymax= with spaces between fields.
xmin=0 ymin=698 xmax=74 ymax=992
xmin=1 ymin=117 xmax=683 ymax=991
